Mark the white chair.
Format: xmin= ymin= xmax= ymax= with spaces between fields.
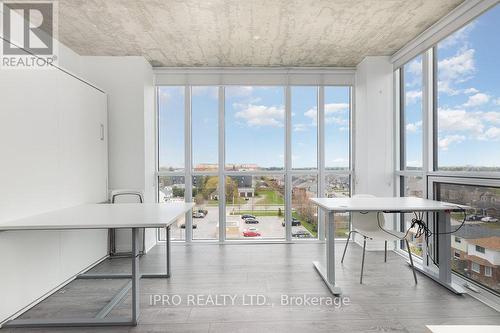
xmin=341 ymin=194 xmax=417 ymax=284
xmin=109 ymin=189 xmax=145 ymax=258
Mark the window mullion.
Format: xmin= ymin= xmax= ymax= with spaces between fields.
xmin=422 ymin=48 xmax=433 ymax=198
xmin=318 ymin=86 xmax=325 ymax=240
xmin=285 ymin=85 xmax=292 ymax=242
xmin=185 ymin=85 xmax=193 ymax=242
xmin=218 ymin=86 xmax=226 ymax=242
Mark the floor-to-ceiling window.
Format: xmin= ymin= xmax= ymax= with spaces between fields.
xmin=158 ymin=86 xmax=186 ymax=240
xmin=157 ymin=84 xmax=352 ymax=241
xmin=225 ymin=87 xmax=286 ymax=240
xmin=291 ymin=86 xmax=319 ymax=238
xmin=396 ymin=4 xmax=499 ymax=297
xmin=323 ymin=86 xmax=351 ymax=237
xmin=191 ymin=86 xmax=219 ymax=240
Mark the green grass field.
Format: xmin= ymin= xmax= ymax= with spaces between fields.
xmin=256 ymin=189 xmax=284 ymax=205
xmin=229 ymin=210 xmax=282 ymax=217
xmin=292 ymin=212 xmax=318 ymax=237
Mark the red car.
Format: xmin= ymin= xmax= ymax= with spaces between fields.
xmin=243 ymin=230 xmax=261 ymax=237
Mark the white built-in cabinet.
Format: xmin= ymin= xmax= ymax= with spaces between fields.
xmin=0 ymin=67 xmax=108 ymax=322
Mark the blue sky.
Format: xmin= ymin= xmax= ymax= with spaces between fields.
xmin=225 ymin=86 xmax=285 ymax=169
xmin=158 ymin=86 xmax=184 ymax=170
xmin=159 ymin=85 xmax=350 ymax=170
xmin=404 ymin=4 xmax=500 ymax=168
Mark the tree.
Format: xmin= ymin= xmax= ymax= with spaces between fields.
xmin=204 ymin=176 xmax=219 ymax=198
xmin=293 ymin=189 xmax=316 ymax=226
xmin=194 ymin=193 xmax=205 ymax=205
xmin=172 ymin=187 xmax=184 ymax=198
xmin=225 ymin=177 xmax=239 ymax=203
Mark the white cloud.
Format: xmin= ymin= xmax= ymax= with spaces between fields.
xmin=437 ymin=108 xmax=500 ymax=145
xmin=437 ymin=80 xmax=459 ymax=96
xmin=438 ymin=135 xmax=466 ymax=150
xmin=438 ymin=48 xmax=475 ymax=80
xmin=304 ymin=103 xmax=349 ymax=125
xmin=438 ymin=108 xmax=484 ymax=134
xmin=406 ymin=58 xmax=422 ymax=76
xmin=406 ymin=121 xmax=422 ymax=133
xmin=438 ymin=23 xmax=475 ymax=50
xmin=478 ymin=127 xmax=500 ymax=141
xmin=463 ymin=93 xmax=490 ymax=108
xmin=437 ymin=48 xmax=475 ymax=96
xmin=482 ymin=112 xmax=500 ymax=125
xmin=406 ymin=90 xmax=422 ymax=104
xmin=234 ymin=104 xmax=284 ymax=127
xmin=304 ymin=108 xmax=318 ymax=122
xmin=463 ymin=87 xmax=479 ymax=95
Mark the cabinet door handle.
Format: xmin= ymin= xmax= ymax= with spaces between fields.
xmin=100 ymin=124 xmax=104 ymax=141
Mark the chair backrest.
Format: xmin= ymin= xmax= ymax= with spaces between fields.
xmin=110 ymin=189 xmax=144 ymax=204
xmin=351 ymin=194 xmax=385 ymax=232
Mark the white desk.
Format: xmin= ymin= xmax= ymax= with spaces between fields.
xmin=310 ymin=197 xmax=469 ymax=295
xmin=0 ymin=202 xmax=194 ymax=328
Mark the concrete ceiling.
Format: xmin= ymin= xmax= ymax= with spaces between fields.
xmin=58 ymin=0 xmax=464 ymax=67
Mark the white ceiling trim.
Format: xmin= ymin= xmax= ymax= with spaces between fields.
xmin=391 ymin=0 xmax=499 ymax=69
xmin=154 ymin=67 xmax=356 ymax=86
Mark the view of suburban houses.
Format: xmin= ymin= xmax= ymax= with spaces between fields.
xmin=404 ymin=177 xmax=499 ymax=293
xmin=158 ymin=163 xmax=350 ymax=242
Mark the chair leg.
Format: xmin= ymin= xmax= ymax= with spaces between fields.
xmin=384 ymin=241 xmax=387 ymax=263
xmin=405 ymin=239 xmax=418 ymax=284
xmin=341 ymin=231 xmax=353 ymax=263
xmin=360 ymin=236 xmax=367 ymax=284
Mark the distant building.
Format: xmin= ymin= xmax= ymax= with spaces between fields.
xmin=238 ymin=187 xmax=254 ymax=198
xmin=450 ymin=224 xmax=500 ymax=292
xmin=232 ymin=175 xmax=252 ymax=188
xmin=463 ymin=237 xmax=500 ymax=290
xmin=475 ymin=192 xmax=500 ymax=218
xmin=225 ymin=164 xmax=260 ymax=171
xmin=194 ymin=163 xmax=218 ymax=172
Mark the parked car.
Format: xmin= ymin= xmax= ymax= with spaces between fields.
xmin=466 ymin=214 xmax=483 ymax=221
xmin=180 ymin=223 xmax=197 ymax=229
xmin=292 ymin=230 xmax=312 ymax=238
xmin=196 ymin=209 xmax=208 ymax=215
xmin=245 ymin=218 xmax=259 ymax=224
xmin=481 ymin=216 xmax=499 ymax=223
xmin=192 ymin=211 xmax=205 ymax=218
xmin=243 ymin=229 xmax=261 ymax=237
xmin=241 ymin=214 xmax=256 ymax=220
xmin=282 ymin=218 xmax=301 ymax=227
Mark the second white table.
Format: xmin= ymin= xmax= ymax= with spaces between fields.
xmin=310 ymin=197 xmax=469 ymax=295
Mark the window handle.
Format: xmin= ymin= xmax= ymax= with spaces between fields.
xmin=100 ymin=124 xmax=104 ymax=141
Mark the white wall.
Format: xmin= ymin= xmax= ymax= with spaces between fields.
xmin=82 ymin=56 xmax=157 ymax=252
xmin=0 ymin=43 xmax=108 ymax=322
xmin=354 ymin=56 xmax=395 ymax=250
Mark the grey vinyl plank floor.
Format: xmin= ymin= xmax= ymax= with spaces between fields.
xmin=2 ymin=243 xmax=499 ymax=333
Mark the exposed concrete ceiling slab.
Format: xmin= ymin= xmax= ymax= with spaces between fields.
xmin=58 ymin=0 xmax=464 ymax=67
